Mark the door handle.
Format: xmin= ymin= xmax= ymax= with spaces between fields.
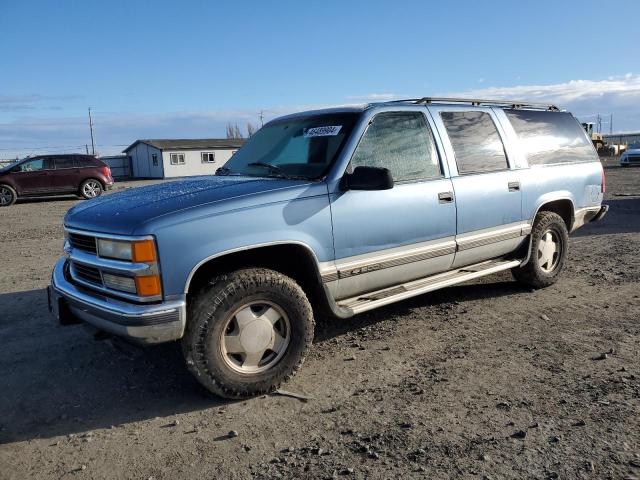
xmin=508 ymin=181 xmax=520 ymax=192
xmin=438 ymin=191 xmax=454 ymax=203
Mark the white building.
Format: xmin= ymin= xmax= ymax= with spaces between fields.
xmin=123 ymin=139 xmax=245 ymax=179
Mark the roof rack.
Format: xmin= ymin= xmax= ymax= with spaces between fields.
xmin=383 ymin=97 xmax=560 ymax=111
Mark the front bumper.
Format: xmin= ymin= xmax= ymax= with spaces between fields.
xmin=48 ymin=258 xmax=186 ymax=344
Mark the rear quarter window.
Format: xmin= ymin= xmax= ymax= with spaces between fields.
xmin=76 ymin=157 xmax=96 ymax=167
xmin=505 ymin=110 xmax=598 ymax=166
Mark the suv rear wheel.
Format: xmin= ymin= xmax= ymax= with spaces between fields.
xmin=0 ymin=185 xmax=17 ymax=207
xmin=182 ymin=268 xmax=314 ymax=399
xmin=80 ymin=179 xmax=103 ymax=199
xmin=512 ymin=211 xmax=569 ymax=289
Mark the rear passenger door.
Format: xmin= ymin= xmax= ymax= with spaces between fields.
xmin=429 ymin=106 xmax=526 ymax=268
xmin=52 ymin=156 xmax=80 ymax=192
xmin=330 ymin=109 xmax=457 ymax=300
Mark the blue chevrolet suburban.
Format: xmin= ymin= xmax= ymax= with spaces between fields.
xmin=49 ymin=97 xmax=608 ymax=398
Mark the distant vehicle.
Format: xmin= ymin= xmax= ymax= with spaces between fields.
xmin=581 ymin=122 xmax=605 ymax=151
xmin=619 ymin=143 xmax=640 ymax=167
xmin=0 ymin=154 xmax=113 ymax=206
xmin=49 ymin=97 xmax=607 ymax=399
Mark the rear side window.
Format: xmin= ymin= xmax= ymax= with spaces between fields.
xmin=351 ymin=112 xmax=441 ymax=182
xmin=55 ymin=157 xmax=75 ymax=169
xmin=76 ymin=157 xmax=95 ymax=167
xmin=505 ymin=110 xmax=598 ymax=166
xmin=441 ymin=111 xmax=508 ymax=174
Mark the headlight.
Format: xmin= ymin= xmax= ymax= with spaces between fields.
xmin=97 ymin=238 xmax=161 ymax=297
xmin=97 ymin=238 xmax=157 ymax=262
xmin=98 ymin=238 xmax=133 ymax=260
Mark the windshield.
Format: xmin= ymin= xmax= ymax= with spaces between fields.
xmin=220 ymin=112 xmax=360 ymax=180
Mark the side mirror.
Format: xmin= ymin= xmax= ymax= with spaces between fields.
xmin=341 ymin=166 xmax=394 ymax=191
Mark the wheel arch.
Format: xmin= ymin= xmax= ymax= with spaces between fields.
xmin=184 ymin=242 xmax=349 ymax=319
xmin=531 ymin=197 xmax=575 ymax=231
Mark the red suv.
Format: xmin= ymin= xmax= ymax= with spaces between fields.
xmin=0 ymin=154 xmax=113 ymax=206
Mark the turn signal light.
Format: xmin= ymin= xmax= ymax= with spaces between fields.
xmin=135 ymin=275 xmax=161 ymax=296
xmin=132 ymin=240 xmax=157 ymax=263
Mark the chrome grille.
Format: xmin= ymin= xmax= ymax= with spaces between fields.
xmin=68 ymin=232 xmax=97 ymax=254
xmin=72 ymin=262 xmax=103 ymax=286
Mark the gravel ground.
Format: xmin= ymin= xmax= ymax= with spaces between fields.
xmin=0 ymin=164 xmax=638 ymax=480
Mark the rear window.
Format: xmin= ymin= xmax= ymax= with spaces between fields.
xmin=440 ymin=111 xmax=508 ymax=174
xmin=505 ymin=110 xmax=598 ymax=166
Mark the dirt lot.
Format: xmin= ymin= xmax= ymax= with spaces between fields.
xmin=0 ymin=164 xmax=638 ymax=480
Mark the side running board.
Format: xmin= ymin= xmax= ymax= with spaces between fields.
xmin=337 ymin=258 xmax=521 ymax=315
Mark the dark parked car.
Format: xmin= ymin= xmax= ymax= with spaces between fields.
xmin=0 ymin=154 xmax=113 ymax=206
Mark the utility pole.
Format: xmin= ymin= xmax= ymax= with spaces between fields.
xmin=610 ymin=114 xmax=613 ymax=134
xmin=88 ymin=107 xmax=96 ymax=155
xmin=85 ymin=144 xmax=89 ymax=154
xmin=259 ymin=110 xmax=264 ymax=127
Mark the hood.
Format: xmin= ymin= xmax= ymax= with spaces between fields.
xmin=64 ymin=175 xmax=314 ymax=235
xmin=624 ymin=148 xmax=640 ymax=156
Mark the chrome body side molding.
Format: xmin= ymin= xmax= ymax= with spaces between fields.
xmin=322 ymin=222 xmax=531 ymax=284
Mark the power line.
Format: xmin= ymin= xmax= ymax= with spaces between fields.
xmin=0 ymin=143 xmax=129 ymax=151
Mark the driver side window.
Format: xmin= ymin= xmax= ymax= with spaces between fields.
xmin=350 ymin=112 xmax=441 ymax=182
xmin=19 ymin=159 xmax=45 ymax=172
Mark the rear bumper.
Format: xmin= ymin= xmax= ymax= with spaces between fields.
xmin=571 ymin=205 xmax=608 ymax=232
xmin=48 ymin=258 xmax=186 ymax=344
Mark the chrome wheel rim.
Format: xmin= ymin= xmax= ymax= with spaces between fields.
xmin=538 ymin=229 xmax=560 ymax=273
xmin=220 ymin=301 xmax=291 ymax=374
xmin=83 ymin=181 xmax=101 ymax=198
xmin=0 ymin=187 xmax=12 ymax=206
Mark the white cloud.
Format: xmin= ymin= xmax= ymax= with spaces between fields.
xmin=2 ymin=75 xmax=639 ymax=159
xmin=443 ymin=74 xmax=640 ymax=131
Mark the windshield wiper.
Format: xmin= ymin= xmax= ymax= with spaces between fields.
xmin=247 ymin=162 xmax=285 ymax=174
xmin=216 ymin=166 xmax=233 ymax=175
xmin=244 ymin=162 xmax=312 ymax=181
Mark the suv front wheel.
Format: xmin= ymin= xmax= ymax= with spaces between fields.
xmin=183 ymin=268 xmax=315 ymax=399
xmin=0 ymin=184 xmax=17 ymax=207
xmin=512 ymin=211 xmax=569 ymax=289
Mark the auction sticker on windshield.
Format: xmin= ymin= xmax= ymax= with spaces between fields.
xmin=304 ymin=126 xmax=342 ymax=137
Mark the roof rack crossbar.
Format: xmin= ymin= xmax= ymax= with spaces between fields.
xmin=383 ymin=97 xmax=559 ymax=111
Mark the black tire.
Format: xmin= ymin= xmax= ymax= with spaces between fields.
xmin=621 ymin=164 xmax=629 ymax=168
xmin=182 ymin=268 xmax=315 ymax=399
xmin=0 ymin=184 xmax=17 ymax=207
xmin=79 ymin=179 xmax=103 ymax=199
xmin=512 ymin=211 xmax=569 ymax=289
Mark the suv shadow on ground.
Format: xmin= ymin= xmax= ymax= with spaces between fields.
xmin=0 ymin=288 xmax=227 ymax=445
xmin=574 ymin=197 xmax=640 ymax=237
xmin=0 ymin=277 xmax=529 ymax=444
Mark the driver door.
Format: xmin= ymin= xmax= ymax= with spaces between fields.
xmin=12 ymin=157 xmax=54 ymax=194
xmin=329 ymin=110 xmax=457 ymax=300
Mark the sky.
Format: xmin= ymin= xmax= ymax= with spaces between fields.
xmin=1 ymin=0 xmax=639 ymax=159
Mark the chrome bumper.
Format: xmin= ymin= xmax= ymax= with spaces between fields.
xmin=571 ymin=205 xmax=609 ymax=232
xmin=48 ymin=258 xmax=186 ymax=344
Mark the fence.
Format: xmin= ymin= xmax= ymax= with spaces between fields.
xmin=0 ymin=160 xmax=18 ymax=169
xmin=99 ymin=155 xmax=131 ymax=179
